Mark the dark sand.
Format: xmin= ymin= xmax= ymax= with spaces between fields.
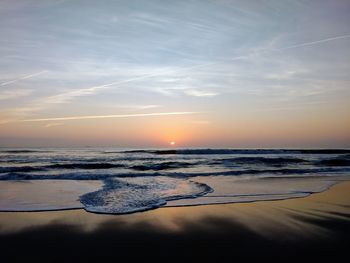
xmin=1 ymin=181 xmax=350 ymax=262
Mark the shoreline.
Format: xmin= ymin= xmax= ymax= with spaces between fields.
xmin=1 ymin=179 xmax=349 ymax=226
xmin=0 ymin=176 xmax=348 ymax=214
xmin=165 ymin=177 xmax=350 ymax=207
xmin=1 ymin=180 xmax=350 ymax=261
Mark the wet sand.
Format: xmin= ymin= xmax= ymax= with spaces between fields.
xmin=1 ymin=181 xmax=350 ymax=262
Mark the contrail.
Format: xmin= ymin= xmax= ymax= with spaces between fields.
xmin=21 ymin=111 xmax=201 ymax=122
xmin=0 ymin=71 xmax=47 ymax=87
xmin=276 ymin=34 xmax=350 ymax=51
xmin=45 ymin=70 xmax=184 ymax=103
xmin=2 ymin=34 xmax=349 ymax=90
xmin=45 ymin=54 xmax=250 ymax=104
xmin=47 ymin=34 xmax=350 ymax=104
xmin=3 ymin=32 xmax=349 ymax=124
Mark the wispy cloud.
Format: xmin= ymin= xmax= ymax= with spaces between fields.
xmin=0 ymin=71 xmax=47 ymax=87
xmin=44 ymin=122 xmax=64 ymax=128
xmin=114 ymin=104 xmax=161 ymax=110
xmin=2 ymin=33 xmax=348 ymax=120
xmin=20 ymin=111 xmax=201 ymax=122
xmin=183 ymin=89 xmax=219 ymax=97
xmin=277 ymin=34 xmax=350 ymax=51
xmin=43 ymin=69 xmax=185 ymax=104
xmin=254 ymin=100 xmax=329 ymax=112
xmin=39 ymin=33 xmax=350 ymax=105
xmin=0 ymin=89 xmax=32 ymax=100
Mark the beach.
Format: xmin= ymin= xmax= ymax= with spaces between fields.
xmin=1 ymin=180 xmax=349 ymax=262
xmin=1 ymin=0 xmax=349 ymax=261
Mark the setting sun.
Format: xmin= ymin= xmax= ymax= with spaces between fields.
xmin=170 ymin=141 xmax=175 ymax=146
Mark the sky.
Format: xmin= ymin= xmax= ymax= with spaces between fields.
xmin=0 ymin=0 xmax=349 ymax=148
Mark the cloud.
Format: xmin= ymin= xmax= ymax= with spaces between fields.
xmin=5 ymin=32 xmax=345 ymax=111
xmin=114 ymin=104 xmax=161 ymax=110
xmin=42 ymin=69 xmax=183 ymax=104
xmin=20 ymin=111 xmax=202 ymax=122
xmin=44 ymin=122 xmax=64 ymax=128
xmin=37 ymin=33 xmax=350 ymax=105
xmin=0 ymin=71 xmax=47 ymax=87
xmin=0 ymin=89 xmax=32 ymax=100
xmin=277 ymin=34 xmax=350 ymax=51
xmin=3 ymin=32 xmax=348 ymax=119
xmin=183 ymin=89 xmax=219 ymax=97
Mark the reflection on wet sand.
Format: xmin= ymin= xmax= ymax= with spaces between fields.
xmin=1 ymin=181 xmax=350 ymax=237
xmin=0 ymin=182 xmax=350 ymax=261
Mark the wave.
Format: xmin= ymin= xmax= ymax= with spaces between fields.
xmin=0 ymin=150 xmax=52 ymax=154
xmin=0 ymin=172 xmax=117 ymax=180
xmin=122 ymin=149 xmax=350 ymax=155
xmin=48 ymin=163 xmax=125 ymax=169
xmin=1 ymin=167 xmax=347 ymax=181
xmin=0 ymin=161 xmax=200 ymax=174
xmin=0 ymin=166 xmax=46 ymax=173
xmin=318 ymin=154 xmax=350 ymax=166
xmin=130 ymin=161 xmax=198 ymax=171
xmin=0 ymin=163 xmax=125 ymax=173
xmin=211 ymin=157 xmax=308 ymax=166
xmin=79 ymin=177 xmax=212 ymax=214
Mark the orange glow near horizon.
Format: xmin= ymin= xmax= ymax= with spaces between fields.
xmin=0 ymin=112 xmax=350 ymax=148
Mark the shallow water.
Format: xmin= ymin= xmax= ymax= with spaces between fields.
xmin=0 ymin=148 xmax=349 ymax=214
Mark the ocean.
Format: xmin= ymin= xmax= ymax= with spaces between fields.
xmin=0 ymin=148 xmax=349 ymax=214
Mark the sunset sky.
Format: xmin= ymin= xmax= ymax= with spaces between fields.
xmin=0 ymin=0 xmax=349 ymax=148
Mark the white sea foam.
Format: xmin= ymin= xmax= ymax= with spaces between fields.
xmin=80 ymin=177 xmax=212 ymax=214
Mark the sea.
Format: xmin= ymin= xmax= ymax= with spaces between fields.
xmin=0 ymin=148 xmax=349 ymax=214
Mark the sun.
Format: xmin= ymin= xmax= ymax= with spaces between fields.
xmin=170 ymin=141 xmax=175 ymax=146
